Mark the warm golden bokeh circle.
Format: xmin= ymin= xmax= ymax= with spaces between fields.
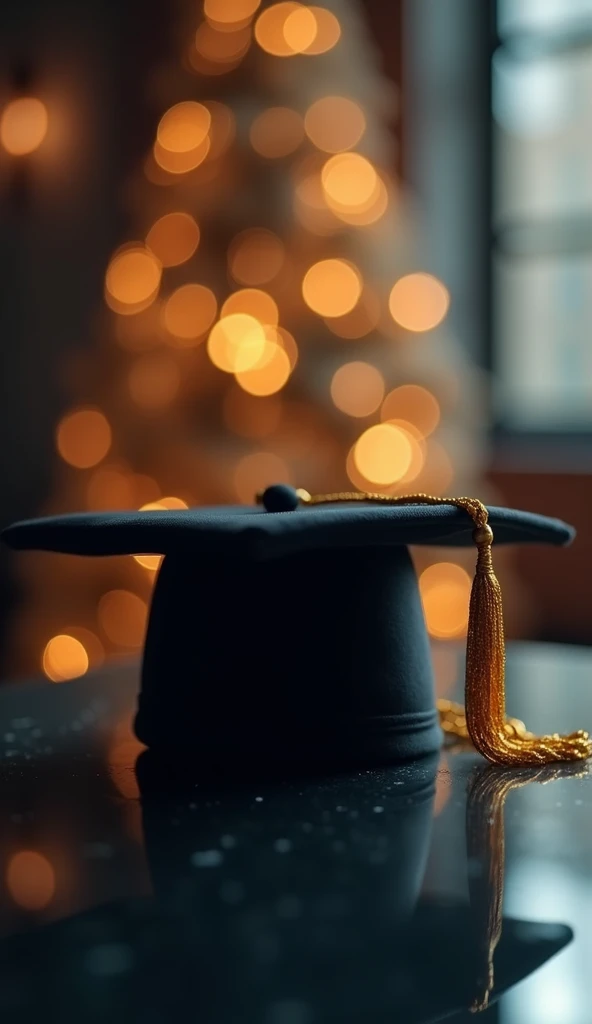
xmin=105 ymin=247 xmax=162 ymax=314
xmin=0 ymin=97 xmax=48 ymax=155
xmin=204 ymin=0 xmax=261 ymax=28
xmin=153 ymin=135 xmax=211 ymax=175
xmin=250 ymin=106 xmax=304 ymax=158
xmin=381 ymin=384 xmax=441 ymax=438
xmin=208 ymin=314 xmax=267 ymax=373
xmin=157 ymin=101 xmax=211 ymax=154
xmin=98 ymin=590 xmax=148 ymax=648
xmin=321 ymin=152 xmax=379 ymax=213
xmin=194 ymin=21 xmax=252 ymax=64
xmin=146 ymin=212 xmax=200 ymax=267
xmin=254 ymin=2 xmax=302 ymax=56
xmin=353 ymin=423 xmax=412 ymax=486
xmin=388 ymin=273 xmax=450 ymax=332
xmin=235 ymin=342 xmax=291 ymax=396
xmin=304 ymin=96 xmax=366 ymax=153
xmin=419 ymin=562 xmax=472 ymax=638
xmin=228 ymin=228 xmax=285 ymax=285
xmin=302 ymin=259 xmax=361 ymax=317
xmin=330 ymin=362 xmax=385 ymax=418
xmin=42 ymin=634 xmax=89 ymax=682
xmin=302 ymin=6 xmax=341 ymax=53
xmin=221 ymin=288 xmax=279 ymax=326
xmin=162 ymin=284 xmax=218 ymax=343
xmin=6 ymin=852 xmax=55 ymax=911
xmin=56 ymin=408 xmax=112 ymax=469
xmin=283 ymin=5 xmax=318 ymax=52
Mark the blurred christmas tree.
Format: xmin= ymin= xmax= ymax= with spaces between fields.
xmin=10 ymin=0 xmax=486 ymax=682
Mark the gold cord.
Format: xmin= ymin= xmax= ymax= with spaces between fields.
xmin=295 ymin=490 xmax=592 ymax=767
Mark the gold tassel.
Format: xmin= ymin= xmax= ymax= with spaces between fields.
xmin=293 ymin=490 xmax=592 ymax=766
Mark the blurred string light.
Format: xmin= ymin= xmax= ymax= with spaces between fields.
xmin=204 ymin=0 xmax=261 ymax=30
xmin=235 ymin=333 xmax=291 ymax=395
xmin=6 ymin=852 xmax=55 ymax=911
xmin=162 ymin=283 xmax=218 ymax=344
xmin=304 ymin=96 xmax=366 ymax=153
xmin=221 ymin=287 xmax=279 ymax=325
xmin=98 ymin=590 xmax=148 ymax=648
xmin=146 ymin=212 xmax=200 ymax=267
xmin=228 ymin=229 xmax=285 ymax=285
xmin=388 ymin=272 xmax=450 ymax=332
xmin=331 ymin=362 xmax=385 ymax=418
xmin=193 ymin=21 xmax=252 ymax=72
xmin=324 ymin=287 xmax=380 ymax=339
xmin=419 ymin=562 xmax=471 ymax=639
xmin=381 ymin=384 xmax=440 ymax=437
xmin=105 ymin=246 xmax=162 ymax=315
xmin=42 ymin=634 xmax=89 ymax=682
xmin=0 ymin=97 xmax=48 ymax=156
xmin=250 ymin=106 xmax=304 ymax=158
xmin=353 ymin=423 xmax=412 ymax=486
xmin=302 ymin=259 xmax=361 ymax=317
xmin=56 ymin=408 xmax=112 ymax=469
xmin=321 ymin=152 xmax=388 ymax=225
xmin=208 ymin=314 xmax=267 ymax=372
xmin=254 ymin=3 xmax=340 ymax=56
xmin=140 ymin=497 xmax=189 ymax=510
xmin=153 ymin=101 xmax=212 ymax=174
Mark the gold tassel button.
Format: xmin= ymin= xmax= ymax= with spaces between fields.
xmin=282 ymin=489 xmax=592 ymax=768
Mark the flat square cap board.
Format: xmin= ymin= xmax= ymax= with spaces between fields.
xmin=2 ymin=484 xmax=590 ymax=769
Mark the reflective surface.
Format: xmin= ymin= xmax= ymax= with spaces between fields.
xmin=0 ymin=643 xmax=590 ymax=1022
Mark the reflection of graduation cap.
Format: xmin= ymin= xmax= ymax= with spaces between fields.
xmin=0 ymin=757 xmax=573 ymax=1023
xmin=3 ymin=485 xmax=590 ymax=767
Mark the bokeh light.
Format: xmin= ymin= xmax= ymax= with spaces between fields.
xmin=228 ymin=228 xmax=285 ymax=285
xmin=56 ymin=408 xmax=112 ymax=469
xmin=194 ymin=21 xmax=251 ymax=65
xmin=235 ymin=339 xmax=291 ymax=395
xmin=163 ymin=283 xmax=218 ymax=343
xmin=283 ymin=5 xmax=318 ymax=52
xmin=0 ymin=98 xmax=48 ymax=155
xmin=153 ymin=135 xmax=210 ymax=175
xmin=223 ymin=388 xmax=282 ymax=438
xmin=385 ymin=419 xmax=426 ymax=485
xmin=128 ymin=353 xmax=181 ymax=410
xmin=250 ymin=106 xmax=304 ymax=158
xmin=302 ymin=6 xmax=341 ymax=53
xmin=304 ymin=96 xmax=366 ymax=153
xmin=204 ymin=0 xmax=261 ymax=28
xmin=321 ymin=152 xmax=379 ymax=214
xmin=157 ymin=101 xmax=211 ymax=154
xmin=42 ymin=634 xmax=89 ymax=682
xmin=146 ymin=212 xmax=200 ymax=267
xmin=302 ymin=259 xmax=361 ymax=317
xmin=293 ymin=162 xmax=337 ymax=234
xmin=203 ymin=101 xmax=236 ymax=158
xmin=133 ymin=553 xmax=163 ymax=573
xmin=221 ymin=288 xmax=279 ymax=325
xmin=98 ymin=590 xmax=148 ymax=648
xmin=140 ymin=496 xmax=189 ymax=511
xmin=324 ymin=287 xmax=380 ymax=339
xmin=6 ymin=852 xmax=55 ymax=911
xmin=330 ymin=362 xmax=385 ymax=417
xmin=330 ymin=175 xmax=388 ymax=226
xmin=255 ymin=2 xmax=302 ymax=55
xmin=353 ymin=423 xmax=412 ymax=485
xmin=233 ymin=451 xmax=292 ymax=504
xmin=419 ymin=562 xmax=472 ymax=639
xmin=388 ymin=273 xmax=450 ymax=332
xmin=86 ymin=466 xmax=135 ymax=510
xmin=208 ymin=314 xmax=267 ymax=372
xmin=105 ymin=246 xmax=162 ymax=314
xmin=381 ymin=384 xmax=441 ymax=437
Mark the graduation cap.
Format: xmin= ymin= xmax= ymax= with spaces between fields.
xmin=3 ymin=485 xmax=591 ymax=768
xmin=0 ymin=756 xmax=574 ymax=1023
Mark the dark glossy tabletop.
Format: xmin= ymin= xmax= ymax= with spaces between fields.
xmin=0 ymin=642 xmax=591 ymax=1023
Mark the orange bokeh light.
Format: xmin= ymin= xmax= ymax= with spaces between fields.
xmin=204 ymin=0 xmax=261 ymax=28
xmin=304 ymin=96 xmax=366 ymax=154
xmin=0 ymin=98 xmax=48 ymax=155
xmin=235 ymin=340 xmax=291 ymax=395
xmin=133 ymin=553 xmax=163 ymax=573
xmin=56 ymin=408 xmax=112 ymax=469
xmin=129 ymin=353 xmax=181 ymax=410
xmin=255 ymin=2 xmax=301 ymax=55
xmin=233 ymin=451 xmax=292 ymax=504
xmin=157 ymin=101 xmax=211 ymax=154
xmin=163 ymin=283 xmax=218 ymax=343
xmin=203 ymin=101 xmax=236 ymax=158
xmin=321 ymin=152 xmax=379 ymax=213
xmin=6 ymin=852 xmax=55 ymax=911
xmin=353 ymin=423 xmax=413 ymax=486
xmin=283 ymin=5 xmax=318 ymax=52
xmin=194 ymin=21 xmax=251 ymax=64
xmin=381 ymin=384 xmax=441 ymax=438
xmin=105 ymin=247 xmax=162 ymax=314
xmin=228 ymin=228 xmax=285 ymax=286
xmin=146 ymin=212 xmax=200 ymax=267
xmin=221 ymin=288 xmax=279 ymax=326
xmin=301 ymin=6 xmax=341 ymax=53
xmin=324 ymin=288 xmax=380 ymax=339
xmin=153 ymin=135 xmax=211 ymax=175
xmin=140 ymin=496 xmax=189 ymax=511
xmin=208 ymin=314 xmax=267 ymax=373
xmin=250 ymin=106 xmax=304 ymax=158
xmin=389 ymin=273 xmax=450 ymax=333
xmin=42 ymin=634 xmax=89 ymax=682
xmin=98 ymin=590 xmax=148 ymax=649
xmin=302 ymin=259 xmax=361 ymax=317
xmin=419 ymin=562 xmax=472 ymax=639
xmin=330 ymin=361 xmax=385 ymax=418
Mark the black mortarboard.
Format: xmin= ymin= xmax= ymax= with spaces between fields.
xmin=3 ymin=484 xmax=590 ymax=768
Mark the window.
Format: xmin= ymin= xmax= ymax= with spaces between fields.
xmin=494 ymin=0 xmax=592 ymax=430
